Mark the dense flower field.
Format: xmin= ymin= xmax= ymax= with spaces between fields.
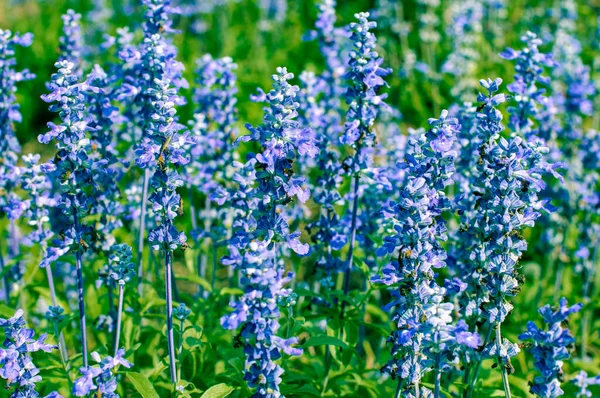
xmin=1 ymin=0 xmax=599 ymax=397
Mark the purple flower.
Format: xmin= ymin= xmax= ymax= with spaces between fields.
xmin=520 ymin=298 xmax=582 ymax=397
xmin=73 ymin=349 xmax=132 ymax=397
xmin=0 ymin=310 xmax=59 ymax=397
xmin=222 ymin=68 xmax=312 ymax=396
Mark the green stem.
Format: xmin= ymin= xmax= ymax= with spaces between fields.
xmin=73 ymin=211 xmax=88 ymax=368
xmin=54 ymin=322 xmax=69 ymax=371
xmin=340 ymin=175 xmax=360 ymax=338
xmin=465 ymin=324 xmax=493 ymax=398
xmin=434 ymin=356 xmax=441 ymax=398
xmin=394 ymin=379 xmax=402 ymax=398
xmin=114 ymin=283 xmax=124 ymax=356
xmin=287 ymin=306 xmax=293 ymax=339
xmin=0 ymin=242 xmax=9 ymax=303
xmin=177 ymin=318 xmax=184 ymax=382
xmin=210 ymin=244 xmax=218 ymax=291
xmin=165 ymin=245 xmax=177 ymax=384
xmin=496 ymin=324 xmax=512 ymax=398
xmin=581 ymin=231 xmax=598 ymax=359
xmin=198 ymin=196 xmax=211 ymax=296
xmin=45 ymin=264 xmax=69 ymax=364
xmin=137 ymin=169 xmax=150 ymax=297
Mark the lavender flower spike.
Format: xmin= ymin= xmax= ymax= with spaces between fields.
xmin=119 ymin=0 xmax=186 ymax=297
xmin=39 ymin=60 xmax=103 ymax=368
xmin=459 ymin=78 xmax=560 ymax=398
xmin=58 ymin=10 xmax=83 ymax=77
xmin=373 ymin=110 xmax=479 ymax=396
xmin=188 ymin=55 xmax=238 ymax=288
xmin=142 ymin=75 xmax=191 ymax=384
xmin=0 ymin=28 xmax=34 ymax=301
xmin=572 ymin=371 xmax=600 ymax=398
xmin=222 ymin=67 xmax=316 ymax=397
xmin=519 ymin=298 xmax=582 ymax=398
xmin=340 ymin=11 xmax=390 ymax=314
xmin=0 ymin=310 xmax=62 ymax=398
xmin=73 ymin=349 xmax=132 ymax=397
xmin=499 ymin=31 xmax=557 ymax=139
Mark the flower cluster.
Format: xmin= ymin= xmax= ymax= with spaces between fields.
xmin=303 ymin=0 xmax=346 ymax=80
xmin=19 ymin=154 xmax=57 ymax=249
xmin=59 ymin=10 xmax=83 ymax=77
xmin=0 ymin=29 xmax=34 ymax=224
xmin=39 ymin=59 xmax=104 ymax=367
xmin=133 ymin=5 xmax=190 ymax=252
xmin=73 ymin=349 xmax=132 ymax=397
xmin=0 ymin=29 xmax=33 ymax=161
xmin=455 ymin=79 xmax=558 ymax=380
xmin=552 ymin=1 xmax=595 ymax=145
xmin=140 ymin=77 xmax=190 ymax=252
xmin=108 ymin=244 xmax=137 ymax=286
xmin=374 ymin=110 xmax=479 ymax=394
xmin=301 ymin=1 xmax=348 ymax=277
xmin=38 ymin=60 xmax=100 ymax=266
xmin=221 ymin=67 xmax=315 ymax=397
xmin=499 ymin=31 xmax=557 ymax=139
xmin=443 ymin=0 xmax=483 ymax=101
xmin=519 ymin=298 xmax=582 ymax=397
xmin=0 ymin=310 xmax=61 ymax=398
xmin=341 ymin=12 xmax=391 ymax=175
xmin=0 ymin=29 xmax=34 ymax=293
xmin=86 ymin=65 xmax=125 ymax=253
xmin=572 ymin=371 xmax=600 ymax=398
xmin=188 ymin=55 xmax=238 ymax=195
xmin=117 ymin=0 xmax=186 ymax=158
xmin=258 ymin=0 xmax=287 ymax=26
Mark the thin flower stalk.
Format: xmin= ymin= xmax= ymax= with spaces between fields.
xmin=173 ymin=303 xmax=191 ymax=381
xmin=100 ymin=244 xmax=136 ymax=356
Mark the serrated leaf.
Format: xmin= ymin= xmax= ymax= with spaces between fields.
xmin=126 ymin=372 xmax=160 ymax=398
xmin=200 ymin=383 xmax=234 ymax=398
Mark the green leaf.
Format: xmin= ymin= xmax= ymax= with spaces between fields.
xmin=421 ymin=383 xmax=452 ymax=398
xmin=0 ymin=305 xmax=16 ymax=318
xmin=126 ymin=372 xmax=160 ymax=398
xmin=200 ymin=383 xmax=234 ymax=398
xmin=220 ymin=287 xmax=244 ymax=296
xmin=227 ymin=357 xmax=244 ymax=373
xmin=176 ymin=274 xmax=212 ymax=292
xmin=283 ymin=384 xmax=321 ymax=396
xmin=301 ymin=335 xmax=349 ymax=349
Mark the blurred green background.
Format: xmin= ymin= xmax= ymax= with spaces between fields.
xmin=3 ymin=0 xmax=600 ymax=149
